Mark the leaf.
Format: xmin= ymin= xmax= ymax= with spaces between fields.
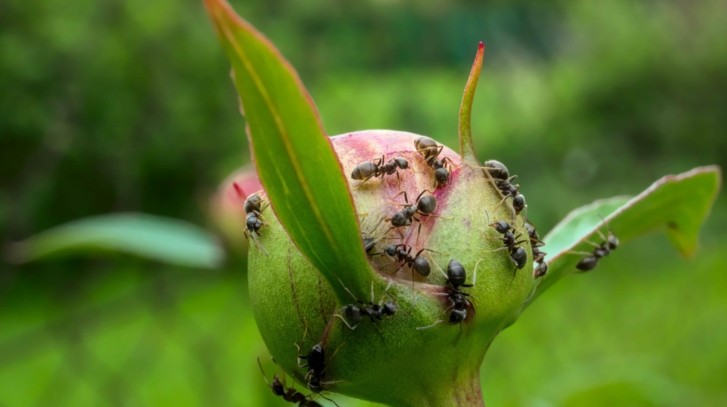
xmin=458 ymin=42 xmax=484 ymax=165
xmin=527 ymin=166 xmax=721 ymax=305
xmin=205 ymin=0 xmax=372 ymax=300
xmin=6 ymin=213 xmax=224 ymax=268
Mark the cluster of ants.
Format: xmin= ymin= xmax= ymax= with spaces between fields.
xmin=244 ymin=136 xmax=620 ymax=406
xmin=349 ymin=137 xmax=538 ymax=328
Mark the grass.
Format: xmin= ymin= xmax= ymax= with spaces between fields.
xmin=1 ymin=232 xmax=725 ymax=406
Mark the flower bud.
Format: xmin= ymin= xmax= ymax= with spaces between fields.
xmin=248 ymin=130 xmax=537 ymax=406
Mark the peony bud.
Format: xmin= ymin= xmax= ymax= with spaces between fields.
xmin=248 ymin=130 xmax=537 ymax=406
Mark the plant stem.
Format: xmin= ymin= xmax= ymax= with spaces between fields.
xmin=401 ymin=370 xmax=485 ymax=407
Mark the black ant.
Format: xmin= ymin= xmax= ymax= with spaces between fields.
xmin=572 ymin=226 xmax=620 ymax=272
xmin=257 ymin=358 xmax=323 ymax=407
xmin=430 ymin=156 xmax=454 ymax=188
xmin=416 ymin=259 xmax=477 ymax=330
xmin=534 ymin=262 xmax=548 ymax=278
xmin=292 ymin=325 xmax=342 ymax=407
xmin=351 ymin=155 xmax=409 ymax=185
xmin=497 ymin=177 xmax=526 ymax=216
xmin=443 ymin=259 xmax=475 ymax=324
xmin=525 ymin=220 xmax=548 ymax=278
xmin=298 ymin=343 xmax=328 ymax=395
xmin=489 ymin=220 xmax=528 ymax=270
xmin=384 ymin=243 xmax=432 ymax=277
xmin=482 ymin=159 xmax=510 ymax=180
xmin=335 ymin=282 xmax=397 ymax=330
xmin=359 ymin=212 xmax=387 ymax=256
xmin=387 ymin=190 xmax=438 ymax=241
xmin=234 ymin=185 xmax=269 ymax=256
xmin=414 ymin=136 xmax=453 ymax=188
xmin=482 ymin=159 xmax=526 ymax=216
xmin=414 ymin=136 xmax=443 ymax=161
xmin=243 ymin=191 xmax=265 ymax=214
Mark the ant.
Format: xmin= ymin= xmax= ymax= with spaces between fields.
xmin=292 ymin=325 xmax=342 ymax=407
xmin=257 ymin=358 xmax=323 ymax=407
xmin=497 ymin=177 xmax=526 ymax=216
xmin=335 ymin=281 xmax=397 ymax=330
xmin=481 ymin=159 xmax=526 ymax=216
xmin=416 ymin=259 xmax=477 ymax=330
xmin=245 ymin=210 xmax=268 ymax=255
xmin=525 ymin=220 xmax=548 ymax=278
xmin=430 ymin=156 xmax=454 ymax=188
xmin=244 ymin=191 xmax=265 ymax=214
xmin=482 ymin=159 xmax=510 ymax=180
xmin=387 ymin=190 xmax=438 ymax=241
xmin=572 ymin=225 xmax=620 ymax=271
xmin=443 ymin=259 xmax=475 ymax=324
xmin=298 ymin=343 xmax=328 ymax=395
xmin=414 ymin=136 xmax=443 ymax=161
xmin=351 ymin=155 xmax=409 ymax=185
xmin=489 ymin=220 xmax=528 ymax=270
xmin=534 ymin=262 xmax=548 ymax=278
xmin=359 ymin=212 xmax=387 ymax=256
xmin=234 ymin=185 xmax=269 ymax=256
xmin=384 ymin=243 xmax=432 ymax=277
xmin=414 ymin=136 xmax=453 ymax=188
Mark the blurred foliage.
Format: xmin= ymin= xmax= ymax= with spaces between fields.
xmin=0 ymin=0 xmax=725 ymax=405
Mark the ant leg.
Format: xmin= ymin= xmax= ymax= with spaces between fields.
xmin=245 ymin=231 xmax=269 ymax=256
xmin=485 ymin=246 xmax=509 ymax=254
xmin=330 ymin=342 xmax=345 ymax=362
xmin=491 ymin=195 xmax=514 ymax=218
xmin=295 ymin=320 xmax=310 ymax=368
xmin=318 ymin=393 xmax=342 ymax=407
xmin=441 ymin=156 xmax=455 ymax=169
xmin=431 ymin=258 xmax=448 ymax=280
xmin=566 ymin=250 xmax=597 ymax=256
xmin=389 ymin=190 xmax=409 ymax=204
xmin=416 ymin=319 xmax=444 ymax=331
xmin=336 ymin=278 xmax=359 ymax=302
xmin=384 ymin=277 xmax=395 ymax=292
xmin=415 ymin=221 xmax=422 ymax=246
xmin=333 ymin=313 xmax=358 ymax=330
xmin=415 ymin=189 xmax=434 ymax=203
xmin=370 ymin=280 xmax=375 ymax=304
xmin=472 ymin=259 xmax=484 ymax=285
xmin=256 ymin=357 xmax=271 ymax=386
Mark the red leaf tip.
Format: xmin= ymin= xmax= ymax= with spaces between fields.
xmin=478 ymin=41 xmax=484 ymax=50
xmin=232 ymin=182 xmax=246 ymax=200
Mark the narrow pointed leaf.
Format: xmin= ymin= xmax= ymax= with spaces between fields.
xmin=6 ymin=213 xmax=224 ymax=268
xmin=458 ymin=41 xmax=484 ymax=165
xmin=205 ymin=0 xmax=371 ymax=299
xmin=528 ymin=166 xmax=721 ymax=305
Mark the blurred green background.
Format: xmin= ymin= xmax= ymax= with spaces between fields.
xmin=1 ymin=0 xmax=726 ymax=406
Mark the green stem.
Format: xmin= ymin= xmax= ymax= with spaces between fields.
xmin=458 ymin=41 xmax=485 ymax=166
xmin=402 ymin=370 xmax=484 ymax=407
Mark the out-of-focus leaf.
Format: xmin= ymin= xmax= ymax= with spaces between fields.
xmin=527 ymin=166 xmax=721 ymax=305
xmin=6 ymin=213 xmax=224 ymax=268
xmin=205 ymin=0 xmax=372 ymax=300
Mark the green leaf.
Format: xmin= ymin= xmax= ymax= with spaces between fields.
xmin=205 ymin=0 xmax=372 ymax=300
xmin=458 ymin=42 xmax=484 ymax=165
xmin=528 ymin=165 xmax=721 ymax=305
xmin=6 ymin=213 xmax=224 ymax=268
